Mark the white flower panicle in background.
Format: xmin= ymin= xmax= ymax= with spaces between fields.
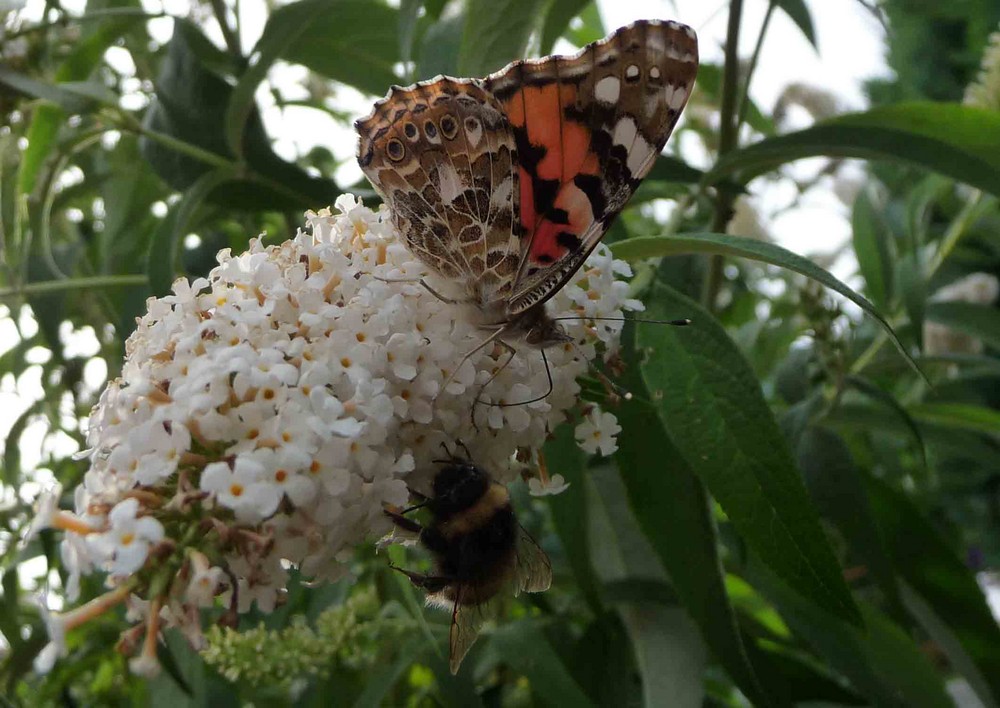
xmin=924 ymin=272 xmax=1000 ymax=357
xmin=965 ymin=24 xmax=1000 ymax=110
xmin=27 ymin=195 xmax=640 ymax=675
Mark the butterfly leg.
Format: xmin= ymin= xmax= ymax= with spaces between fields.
xmin=472 ymin=338 xmax=518 ymax=407
xmin=371 ymin=274 xmax=471 ymax=306
xmin=474 ymin=344 xmax=555 ymax=412
xmin=436 ymin=326 xmax=507 ymax=402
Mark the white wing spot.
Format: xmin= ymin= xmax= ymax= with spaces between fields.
xmin=626 ymin=134 xmax=655 ymax=176
xmin=594 ymin=76 xmax=620 ymax=104
xmin=466 ymin=122 xmax=483 ymax=148
xmin=612 ymin=116 xmax=638 ymax=148
xmin=625 ymin=64 xmax=640 ymax=79
xmin=668 ymin=85 xmax=689 ymax=110
xmin=649 ymin=66 xmax=661 ymax=79
xmin=490 ymin=176 xmax=513 ymax=209
xmin=437 ymin=164 xmax=464 ymax=204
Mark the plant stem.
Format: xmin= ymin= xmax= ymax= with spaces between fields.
xmin=0 ymin=274 xmax=148 ymax=299
xmin=736 ymin=0 xmax=775 ymax=133
xmin=210 ymin=0 xmax=242 ymax=58
xmin=702 ymin=0 xmax=744 ymax=311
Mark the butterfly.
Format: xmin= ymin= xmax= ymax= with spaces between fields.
xmin=356 ymin=20 xmax=698 ymax=400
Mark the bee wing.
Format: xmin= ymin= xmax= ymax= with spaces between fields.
xmin=514 ymin=524 xmax=552 ymax=594
xmin=448 ymin=585 xmax=492 ymax=674
xmin=446 ymin=527 xmax=551 ymax=674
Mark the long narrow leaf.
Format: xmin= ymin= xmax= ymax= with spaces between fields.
xmin=611 ymin=232 xmax=922 ymax=379
xmin=637 ymin=284 xmax=861 ymax=626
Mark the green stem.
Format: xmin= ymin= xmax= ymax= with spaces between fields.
xmin=109 ymin=110 xmax=322 ymax=208
xmin=736 ymin=0 xmax=775 ymax=133
xmin=928 ymin=189 xmax=984 ymax=273
xmin=0 ymin=274 xmax=148 ymax=299
xmin=2 ymin=8 xmax=169 ymax=40
xmin=210 ymin=0 xmax=242 ymax=58
xmin=110 ymin=111 xmax=236 ymax=171
xmin=702 ymin=0 xmax=744 ymax=311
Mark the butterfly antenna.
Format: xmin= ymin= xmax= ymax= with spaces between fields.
xmin=474 ymin=346 xmax=555 ymax=409
xmin=434 ymin=327 xmax=508 ymax=415
xmin=568 ymin=339 xmax=632 ymax=403
xmin=551 ymin=315 xmax=692 ymax=327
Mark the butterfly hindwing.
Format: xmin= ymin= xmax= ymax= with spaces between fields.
xmin=356 ymin=80 xmax=523 ymax=303
xmin=482 ymin=20 xmax=699 ymax=314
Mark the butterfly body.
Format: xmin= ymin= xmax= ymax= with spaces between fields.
xmin=357 ymin=20 xmax=698 ymax=388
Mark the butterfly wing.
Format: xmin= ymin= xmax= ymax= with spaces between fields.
xmin=482 ymin=20 xmax=699 ymax=313
xmin=356 ymin=80 xmax=523 ymax=306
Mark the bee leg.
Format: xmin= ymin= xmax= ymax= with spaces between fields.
xmin=388 ymin=565 xmax=452 ymax=593
xmin=409 ymin=487 xmax=429 ymax=501
xmin=384 ymin=509 xmax=422 ymax=534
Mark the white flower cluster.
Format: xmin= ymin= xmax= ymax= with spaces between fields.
xmin=30 ymin=195 xmax=641 ymax=674
xmin=924 ymin=272 xmax=1000 ymax=357
xmin=965 ymin=24 xmax=1000 ymax=110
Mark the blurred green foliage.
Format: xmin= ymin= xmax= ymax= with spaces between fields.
xmin=2 ymin=0 xmax=1000 ymax=705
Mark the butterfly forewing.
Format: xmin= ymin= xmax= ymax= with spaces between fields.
xmin=356 ymin=80 xmax=523 ymax=305
xmin=481 ymin=20 xmax=699 ymax=314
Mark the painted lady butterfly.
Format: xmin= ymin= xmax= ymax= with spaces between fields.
xmin=356 ymin=20 xmax=698 ymax=395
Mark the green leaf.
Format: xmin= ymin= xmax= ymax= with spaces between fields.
xmin=415 ymin=13 xmax=464 ymax=79
xmin=752 ymin=562 xmax=953 ymax=708
xmin=146 ymin=168 xmax=236 ymax=296
xmin=539 ymin=0 xmax=591 ymax=53
xmin=487 ymin=622 xmax=596 ymax=707
xmin=754 ymin=646 xmax=866 ymax=705
xmin=865 ymin=475 xmax=1000 ymax=705
xmin=618 ymin=606 xmax=706 ymax=708
xmin=708 ymin=103 xmax=1000 ymax=196
xmin=901 ymin=584 xmax=998 ymax=708
xmin=226 ymin=2 xmax=320 ymax=158
xmin=697 ymin=64 xmax=773 ymax=136
xmin=350 ymin=637 xmax=424 ymax=708
xmin=851 ymin=188 xmax=894 ymax=309
xmin=274 ymin=0 xmax=400 ymax=96
xmin=458 ymin=0 xmax=544 ymax=76
xmin=844 ymin=375 xmax=928 ymax=474
xmin=569 ymin=615 xmax=640 ymax=707
xmin=925 ymin=301 xmax=1000 ymax=351
xmin=791 ymin=425 xmax=907 ymax=623
xmin=615 ymin=332 xmax=774 ymax=706
xmin=644 ymin=155 xmax=708 ymax=185
xmin=637 ymin=284 xmax=862 ymax=626
xmin=543 ymin=425 xmax=603 ymax=612
xmin=774 ymin=0 xmax=816 ymax=49
xmin=398 ymin=0 xmax=422 ymax=67
xmin=0 ymin=69 xmax=113 ymax=112
xmin=611 ymin=232 xmax=922 ymax=380
xmin=17 ymin=11 xmax=143 ymax=195
xmin=142 ymin=20 xmax=335 ymax=210
xmin=907 ymin=402 xmax=1000 ymax=436
xmin=584 ymin=465 xmax=708 ymax=707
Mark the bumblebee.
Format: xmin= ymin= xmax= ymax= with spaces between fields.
xmin=385 ymin=448 xmax=552 ymax=673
